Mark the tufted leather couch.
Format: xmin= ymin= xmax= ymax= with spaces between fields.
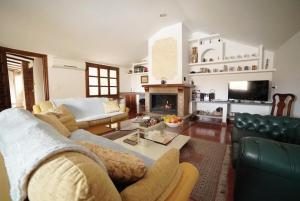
xmin=232 ymin=113 xmax=300 ymax=201
xmin=231 ymin=113 xmax=300 ymax=167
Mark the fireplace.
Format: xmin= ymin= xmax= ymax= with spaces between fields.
xmin=150 ymin=93 xmax=177 ymax=114
xmin=143 ymin=84 xmax=193 ymax=117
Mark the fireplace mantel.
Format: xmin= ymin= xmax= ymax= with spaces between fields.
xmin=143 ymin=84 xmax=193 ymax=116
xmin=142 ymin=84 xmax=194 ymax=92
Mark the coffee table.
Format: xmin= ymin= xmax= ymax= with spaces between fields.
xmin=113 ymin=130 xmax=190 ymax=160
xmin=109 ymin=119 xmax=191 ymax=160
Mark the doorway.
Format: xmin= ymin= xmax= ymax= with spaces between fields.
xmin=0 ymin=47 xmax=49 ymax=111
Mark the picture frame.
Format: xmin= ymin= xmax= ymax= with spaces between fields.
xmin=141 ymin=75 xmax=148 ymax=84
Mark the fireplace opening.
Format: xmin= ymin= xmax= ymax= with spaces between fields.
xmin=150 ymin=93 xmax=177 ymax=114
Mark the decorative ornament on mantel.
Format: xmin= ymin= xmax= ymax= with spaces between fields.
xmin=161 ymin=77 xmax=167 ymax=84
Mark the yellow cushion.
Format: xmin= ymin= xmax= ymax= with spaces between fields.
xmin=51 ymin=105 xmax=78 ymax=132
xmin=39 ymin=101 xmax=54 ymax=113
xmin=119 ymin=103 xmax=126 ymax=112
xmin=32 ymin=105 xmax=41 ymax=114
xmin=0 ymin=153 xmax=11 ymax=201
xmin=77 ymin=141 xmax=147 ymax=183
xmin=35 ymin=114 xmax=71 ymax=138
xmin=103 ymin=100 xmax=120 ymax=113
xmin=120 ymin=149 xmax=180 ymax=201
xmin=28 ymin=152 xmax=122 ymax=201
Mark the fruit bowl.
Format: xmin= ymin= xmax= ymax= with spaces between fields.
xmin=164 ymin=121 xmax=183 ymax=128
xmin=162 ymin=115 xmax=183 ymax=128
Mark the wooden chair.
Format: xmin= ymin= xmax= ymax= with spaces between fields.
xmin=271 ymin=93 xmax=295 ymax=117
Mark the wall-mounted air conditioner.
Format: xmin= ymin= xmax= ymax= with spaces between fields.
xmin=52 ymin=57 xmax=86 ymax=71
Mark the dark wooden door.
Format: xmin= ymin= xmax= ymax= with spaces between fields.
xmin=0 ymin=47 xmax=11 ymax=111
xmin=22 ymin=61 xmax=35 ymax=111
xmin=124 ymin=93 xmax=137 ymax=115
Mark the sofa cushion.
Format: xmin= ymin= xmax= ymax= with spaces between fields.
xmin=120 ymin=149 xmax=180 ymax=201
xmin=28 ymin=152 xmax=122 ymax=201
xmin=88 ymin=117 xmax=111 ymax=127
xmin=70 ymin=129 xmax=154 ymax=167
xmin=77 ymin=141 xmax=147 ymax=184
xmin=52 ymin=105 xmax=78 ymax=132
xmin=39 ymin=101 xmax=55 ymax=113
xmin=119 ymin=103 xmax=126 ymax=112
xmin=111 ymin=112 xmax=128 ymax=123
xmin=52 ymin=97 xmax=109 ymax=121
xmin=104 ymin=100 xmax=120 ymax=113
xmin=35 ymin=114 xmax=71 ymax=137
xmin=0 ymin=153 xmax=10 ymax=201
xmin=76 ymin=112 xmax=124 ymax=123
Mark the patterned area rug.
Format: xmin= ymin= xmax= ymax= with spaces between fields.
xmin=103 ymin=131 xmax=230 ymax=201
xmin=180 ymin=138 xmax=229 ymax=201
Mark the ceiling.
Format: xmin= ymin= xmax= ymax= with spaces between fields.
xmin=0 ymin=0 xmax=299 ymax=67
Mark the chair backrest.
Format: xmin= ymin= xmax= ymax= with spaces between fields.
xmin=271 ymin=93 xmax=295 ymax=117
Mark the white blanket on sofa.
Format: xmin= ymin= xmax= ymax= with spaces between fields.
xmin=0 ymin=109 xmax=105 ymax=201
xmin=52 ymin=97 xmax=109 ymax=122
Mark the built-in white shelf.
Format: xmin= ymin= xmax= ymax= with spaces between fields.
xmin=189 ymin=57 xmax=259 ymax=66
xmin=188 ymin=34 xmax=221 ymax=42
xmin=188 ymin=69 xmax=276 ymax=77
xmin=192 ymin=100 xmax=228 ymax=104
xmin=133 ymin=61 xmax=148 ymax=66
xmin=128 ymin=72 xmax=148 ymax=76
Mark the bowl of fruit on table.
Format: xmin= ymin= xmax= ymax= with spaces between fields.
xmin=163 ymin=115 xmax=183 ymax=127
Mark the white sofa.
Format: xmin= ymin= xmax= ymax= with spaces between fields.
xmin=33 ymin=97 xmax=128 ymax=129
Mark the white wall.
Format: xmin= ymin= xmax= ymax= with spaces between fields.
xmin=47 ymin=56 xmax=86 ymax=99
xmin=148 ymin=22 xmax=188 ymax=84
xmin=33 ymin=57 xmax=45 ymax=103
xmin=47 ymin=56 xmax=131 ymax=99
xmin=119 ymin=67 xmax=131 ymax=92
xmin=273 ymin=31 xmax=300 ymax=117
xmin=130 ymin=74 xmax=145 ymax=93
xmin=192 ymin=72 xmax=274 ymax=100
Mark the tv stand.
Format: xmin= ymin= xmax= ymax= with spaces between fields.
xmin=191 ymin=100 xmax=273 ymax=125
xmin=229 ymin=101 xmax=272 ymax=106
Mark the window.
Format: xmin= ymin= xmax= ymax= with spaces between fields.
xmin=86 ymin=62 xmax=119 ymax=97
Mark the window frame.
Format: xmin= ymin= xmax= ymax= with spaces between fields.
xmin=85 ymin=62 xmax=120 ymax=98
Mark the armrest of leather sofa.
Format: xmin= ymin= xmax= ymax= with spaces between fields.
xmin=234 ymin=137 xmax=300 ymax=201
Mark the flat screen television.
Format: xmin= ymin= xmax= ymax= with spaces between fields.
xmin=228 ymin=80 xmax=269 ymax=101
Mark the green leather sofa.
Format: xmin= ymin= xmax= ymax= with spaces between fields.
xmin=232 ymin=113 xmax=300 ymax=201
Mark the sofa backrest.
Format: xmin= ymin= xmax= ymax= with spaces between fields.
xmin=52 ymin=98 xmax=109 ymax=121
xmin=235 ymin=113 xmax=300 ymax=144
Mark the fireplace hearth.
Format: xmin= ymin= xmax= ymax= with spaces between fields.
xmin=150 ymin=93 xmax=177 ymax=114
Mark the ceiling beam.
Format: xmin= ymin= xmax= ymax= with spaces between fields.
xmin=7 ymin=60 xmax=21 ymax=65
xmin=8 ymin=64 xmax=21 ymax=69
xmin=7 ymin=62 xmax=21 ymax=67
xmin=7 ymin=56 xmax=28 ymax=63
xmin=7 ymin=53 xmax=34 ymax=61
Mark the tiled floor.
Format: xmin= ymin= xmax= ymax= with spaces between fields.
xmin=181 ymin=121 xmax=232 ymax=145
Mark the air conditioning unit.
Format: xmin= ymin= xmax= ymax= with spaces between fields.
xmin=52 ymin=57 xmax=85 ymax=71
